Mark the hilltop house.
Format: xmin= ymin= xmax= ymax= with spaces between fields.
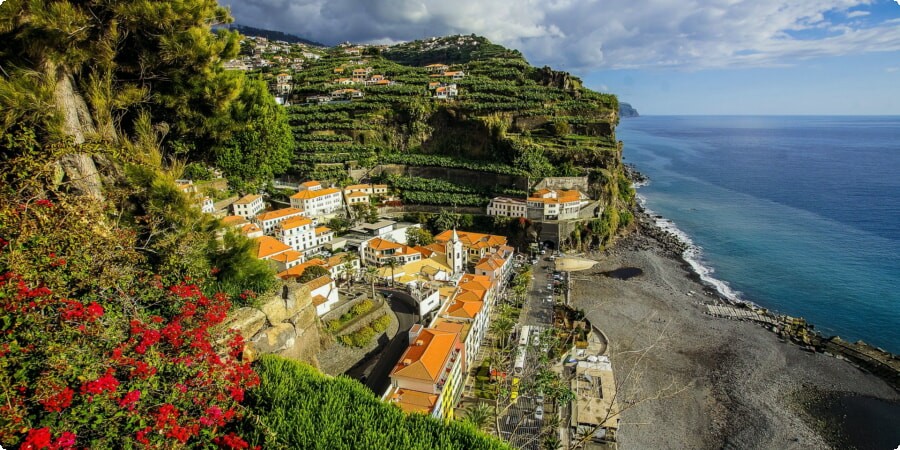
xmin=486 ymin=196 xmax=527 ymax=218
xmin=424 ymin=63 xmax=449 ymax=73
xmin=289 ymin=181 xmax=344 ymax=218
xmin=526 ymin=189 xmax=590 ymax=221
xmin=254 ymin=207 xmax=305 ymax=234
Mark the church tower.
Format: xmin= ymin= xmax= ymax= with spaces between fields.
xmin=446 ymin=228 xmax=465 ymax=276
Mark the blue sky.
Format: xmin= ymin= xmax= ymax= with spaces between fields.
xmin=229 ymin=0 xmax=900 ymax=115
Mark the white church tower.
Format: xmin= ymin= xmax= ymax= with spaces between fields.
xmin=446 ymin=228 xmax=465 ymax=276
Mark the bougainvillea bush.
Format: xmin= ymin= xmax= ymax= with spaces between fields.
xmin=0 ymin=197 xmax=258 ymax=449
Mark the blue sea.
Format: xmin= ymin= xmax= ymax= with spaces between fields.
xmin=617 ymin=116 xmax=900 ymax=354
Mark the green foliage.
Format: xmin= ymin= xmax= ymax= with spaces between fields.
xmin=213 ymin=78 xmax=294 ymax=190
xmin=182 ymin=162 xmax=213 ymax=180
xmin=297 ymin=265 xmax=330 ymax=284
xmin=406 ymin=227 xmax=435 ymax=247
xmin=240 ymin=355 xmax=510 ymax=449
xmin=551 ymin=119 xmax=571 ymax=136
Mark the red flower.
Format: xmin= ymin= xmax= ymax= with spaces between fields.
xmin=81 ymin=369 xmax=119 ymax=398
xmin=85 ymin=302 xmax=104 ymax=320
xmin=229 ymin=386 xmax=244 ymax=402
xmin=41 ymin=386 xmax=75 ymax=412
xmin=135 ymin=427 xmax=152 ymax=445
xmin=53 ymin=431 xmax=77 ymax=449
xmin=118 ymin=389 xmax=141 ymax=411
xmin=213 ymin=432 xmax=251 ymax=449
xmin=35 ymin=199 xmax=54 ymax=208
xmin=20 ymin=427 xmax=52 ymax=449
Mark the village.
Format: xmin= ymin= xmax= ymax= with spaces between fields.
xmin=174 ymin=171 xmax=620 ymax=449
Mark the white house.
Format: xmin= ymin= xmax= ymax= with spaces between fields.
xmin=233 ymin=194 xmax=264 ymax=218
xmin=527 ymin=189 xmax=589 ymax=221
xmin=307 ymin=275 xmax=340 ymax=316
xmin=276 ymin=215 xmax=315 ymax=252
xmin=254 ymin=207 xmax=305 ymax=234
xmin=361 ymin=237 xmax=422 ymax=266
xmin=290 ymin=183 xmax=343 ymax=218
xmin=487 ymin=196 xmax=527 ymax=218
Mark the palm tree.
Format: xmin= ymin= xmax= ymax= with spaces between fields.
xmin=490 ymin=316 xmax=514 ymax=349
xmin=364 ymin=266 xmax=379 ymax=301
xmin=462 ymin=402 xmax=492 ymax=431
xmin=386 ymin=257 xmax=398 ymax=287
xmin=341 ymin=252 xmax=356 ymax=287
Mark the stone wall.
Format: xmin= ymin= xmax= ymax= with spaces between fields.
xmin=532 ymin=176 xmax=590 ymax=192
xmin=220 ymin=281 xmax=321 ymax=368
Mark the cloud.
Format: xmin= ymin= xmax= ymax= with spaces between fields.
xmin=226 ymin=0 xmax=900 ymax=70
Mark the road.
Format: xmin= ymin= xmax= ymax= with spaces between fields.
xmin=499 ymin=253 xmax=564 ymax=449
xmin=344 ymin=288 xmax=419 ymax=397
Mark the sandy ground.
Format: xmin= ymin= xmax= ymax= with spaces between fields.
xmin=569 ymin=225 xmax=899 ymax=450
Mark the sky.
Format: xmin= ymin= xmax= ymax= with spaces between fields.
xmin=227 ymin=0 xmax=900 ymax=115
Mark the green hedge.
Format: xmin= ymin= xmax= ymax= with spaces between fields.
xmin=241 ymin=355 xmax=510 ymax=449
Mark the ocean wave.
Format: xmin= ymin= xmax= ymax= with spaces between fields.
xmin=636 ymin=193 xmax=751 ymax=306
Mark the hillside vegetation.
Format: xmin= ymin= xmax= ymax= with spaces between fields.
xmin=240 ymin=355 xmax=510 ymax=449
xmin=280 ymin=35 xmax=628 ymax=216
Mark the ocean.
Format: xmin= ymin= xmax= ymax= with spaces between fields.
xmin=617 ymin=116 xmax=900 ymax=354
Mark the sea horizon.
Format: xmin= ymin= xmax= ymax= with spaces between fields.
xmin=618 ymin=115 xmax=900 ymax=354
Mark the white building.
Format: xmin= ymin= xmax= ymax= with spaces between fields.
xmin=487 ymin=197 xmax=527 ymax=218
xmin=254 ymin=207 xmax=305 ymax=234
xmin=233 ymin=194 xmax=264 ymax=219
xmin=527 ymin=189 xmax=590 ymax=221
xmin=276 ymin=215 xmax=315 ymax=252
xmin=361 ymin=237 xmax=422 ymax=266
xmin=290 ymin=182 xmax=343 ymax=218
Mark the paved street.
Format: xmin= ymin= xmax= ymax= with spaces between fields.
xmin=345 ymin=288 xmax=418 ymax=396
xmin=499 ymin=252 xmax=565 ymax=449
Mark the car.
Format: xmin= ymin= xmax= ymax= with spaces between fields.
xmin=546 ymin=284 xmax=552 ymax=290
xmin=534 ymin=405 xmax=544 ymax=420
xmin=540 ymin=249 xmax=546 ymax=255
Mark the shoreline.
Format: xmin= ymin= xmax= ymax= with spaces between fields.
xmin=568 ymin=172 xmax=900 ymax=448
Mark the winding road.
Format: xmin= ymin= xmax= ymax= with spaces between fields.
xmin=344 ymin=288 xmax=419 ymax=397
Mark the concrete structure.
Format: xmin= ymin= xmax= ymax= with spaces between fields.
xmin=571 ymin=356 xmax=620 ymax=444
xmin=232 ymin=194 xmax=264 ymax=218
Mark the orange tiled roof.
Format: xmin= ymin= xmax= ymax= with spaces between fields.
xmin=234 ymin=194 xmax=262 ymax=205
xmin=291 ymin=187 xmax=341 ymax=200
xmin=390 ymin=389 xmax=438 ymax=415
xmin=459 ymin=274 xmax=493 ymax=292
xmin=446 ymin=296 xmax=483 ymax=319
xmin=280 ymin=215 xmax=313 ymax=230
xmin=255 ymin=236 xmax=291 ymax=259
xmin=475 ymin=253 xmax=505 ymax=272
xmin=368 ymin=237 xmax=403 ymax=251
xmin=222 ymin=215 xmax=248 ymax=226
xmin=256 ymin=207 xmax=303 ymax=222
xmin=311 ymin=294 xmax=328 ymax=307
xmin=276 ymin=258 xmax=327 ymax=279
xmin=434 ymin=230 xmax=507 ymax=250
xmin=269 ymin=250 xmax=304 ymax=264
xmin=315 ymin=226 xmax=332 ymax=235
xmin=304 ymin=275 xmax=333 ymax=291
xmin=301 ymin=181 xmax=322 ymax=188
xmin=346 ymin=191 xmax=368 ymax=198
xmin=345 ymin=184 xmax=371 ymax=191
xmin=391 ymin=328 xmax=459 ymax=383
xmin=326 ymin=253 xmax=355 ymax=268
xmin=241 ymin=223 xmax=261 ymax=235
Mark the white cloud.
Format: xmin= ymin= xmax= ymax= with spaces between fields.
xmin=846 ymin=10 xmax=870 ymax=17
xmin=226 ymin=0 xmax=900 ymax=70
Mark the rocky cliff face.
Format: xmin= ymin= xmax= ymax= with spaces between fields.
xmin=620 ymin=102 xmax=640 ymax=118
xmin=532 ymin=66 xmax=582 ymax=92
xmin=221 ymin=281 xmax=321 ymax=367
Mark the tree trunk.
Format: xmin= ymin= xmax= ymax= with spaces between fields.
xmin=50 ymin=62 xmax=106 ymax=200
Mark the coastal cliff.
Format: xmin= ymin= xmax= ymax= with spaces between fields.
xmin=620 ymin=102 xmax=640 ymax=117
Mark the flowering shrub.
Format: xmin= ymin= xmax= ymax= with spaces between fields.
xmin=0 ymin=199 xmax=259 ymax=448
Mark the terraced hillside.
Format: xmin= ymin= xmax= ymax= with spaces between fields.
xmin=284 ymin=35 xmax=628 ymax=211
